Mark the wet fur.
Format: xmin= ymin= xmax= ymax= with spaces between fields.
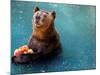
xmin=12 ymin=7 xmax=61 ymax=63
xmin=28 ymin=22 xmax=60 ymax=55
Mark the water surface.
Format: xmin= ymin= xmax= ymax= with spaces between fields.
xmin=11 ymin=1 xmax=96 ymax=74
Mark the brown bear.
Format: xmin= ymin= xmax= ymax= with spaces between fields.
xmin=12 ymin=6 xmax=61 ymax=63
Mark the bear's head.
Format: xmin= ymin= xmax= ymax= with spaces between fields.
xmin=32 ymin=6 xmax=56 ymax=29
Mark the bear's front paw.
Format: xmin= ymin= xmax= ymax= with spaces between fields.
xmin=14 ymin=45 xmax=34 ymax=56
xmin=12 ymin=45 xmax=34 ymax=63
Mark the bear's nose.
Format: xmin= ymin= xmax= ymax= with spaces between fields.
xmin=36 ymin=16 xmax=40 ymax=20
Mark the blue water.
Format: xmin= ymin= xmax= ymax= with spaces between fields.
xmin=11 ymin=1 xmax=96 ymax=74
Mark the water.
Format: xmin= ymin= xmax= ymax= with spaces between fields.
xmin=11 ymin=1 xmax=96 ymax=74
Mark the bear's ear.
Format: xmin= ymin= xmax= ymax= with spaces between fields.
xmin=34 ymin=6 xmax=40 ymax=13
xmin=51 ymin=11 xmax=56 ymax=19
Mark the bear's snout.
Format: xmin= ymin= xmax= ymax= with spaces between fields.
xmin=35 ymin=16 xmax=41 ymax=23
xmin=36 ymin=16 xmax=41 ymax=20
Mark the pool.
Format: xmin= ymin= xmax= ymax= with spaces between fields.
xmin=11 ymin=1 xmax=96 ymax=74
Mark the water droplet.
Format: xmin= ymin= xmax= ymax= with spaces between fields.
xmin=19 ymin=11 xmax=23 ymax=13
xmin=19 ymin=16 xmax=23 ymax=19
xmin=62 ymin=62 xmax=65 ymax=65
xmin=40 ymin=70 xmax=45 ymax=73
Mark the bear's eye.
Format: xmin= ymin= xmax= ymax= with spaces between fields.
xmin=43 ymin=15 xmax=47 ymax=18
xmin=46 ymin=12 xmax=48 ymax=14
